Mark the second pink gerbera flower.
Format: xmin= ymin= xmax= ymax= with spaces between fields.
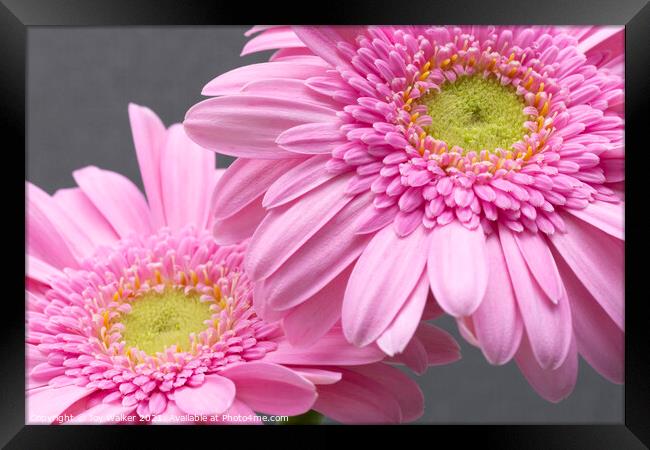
xmin=184 ymin=26 xmax=624 ymax=401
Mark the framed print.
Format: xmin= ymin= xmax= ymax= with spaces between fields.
xmin=3 ymin=0 xmax=649 ymax=447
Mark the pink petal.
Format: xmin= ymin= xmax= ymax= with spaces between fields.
xmin=174 ymin=374 xmax=236 ymax=416
xmin=413 ymin=323 xmax=462 ymax=366
xmin=428 ymin=221 xmax=488 ymax=317
xmin=65 ymin=401 xmax=138 ymax=424
xmin=52 ymin=188 xmax=119 ymax=248
xmin=555 ymin=248 xmax=624 ymax=383
xmin=565 ymin=200 xmax=624 ymax=240
xmin=240 ymin=78 xmax=339 ymax=109
xmin=514 ymin=232 xmax=565 ymax=304
xmin=213 ymin=157 xmax=302 ymax=220
xmin=27 ymin=385 xmax=95 ymax=424
xmin=292 ymin=26 xmax=367 ymax=71
xmin=290 ymin=368 xmax=342 ymax=385
xmin=128 ymin=103 xmax=167 ymax=228
xmin=150 ymin=400 xmax=195 ymax=424
xmin=201 ymin=61 xmax=327 ymax=96
xmin=26 ymin=185 xmax=79 ymax=270
xmin=281 ymin=265 xmax=351 ymax=348
xmin=263 ymin=154 xmax=338 ymax=208
xmin=276 ymin=121 xmax=345 ymax=154
xmin=246 ymin=173 xmax=354 ymax=281
xmin=472 ymin=234 xmax=524 ymax=365
xmin=549 ymin=212 xmax=624 ymax=329
xmin=241 ymin=27 xmax=304 ymax=55
xmin=220 ymin=362 xmax=316 ymax=416
xmin=515 ymin=333 xmax=578 ymax=403
xmin=160 ymin=124 xmax=216 ymax=230
xmin=73 ymin=166 xmax=152 ymax=238
xmin=26 ymin=255 xmax=63 ymax=285
xmin=263 ymin=328 xmax=384 ymax=366
xmin=257 ymin=192 xmax=373 ymax=311
xmin=376 ymin=269 xmax=430 ymax=356
xmin=212 ymin=196 xmax=266 ymax=246
xmin=499 ymin=226 xmax=573 ymax=370
xmin=343 ymin=225 xmax=429 ymax=347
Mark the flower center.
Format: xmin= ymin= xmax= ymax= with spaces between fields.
xmin=423 ymin=76 xmax=526 ymax=154
xmin=120 ymin=288 xmax=212 ymax=355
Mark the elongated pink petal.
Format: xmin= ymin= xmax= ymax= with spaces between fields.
xmin=212 ymin=196 xmax=266 ymax=246
xmin=290 ymin=368 xmax=342 ymax=385
xmin=220 ymin=362 xmax=316 ymax=416
xmin=201 ymin=61 xmax=327 ymax=96
xmin=313 ymin=367 xmax=403 ymax=423
xmin=128 ymin=103 xmax=167 ymax=228
xmin=246 ymin=174 xmax=353 ymax=281
xmin=376 ymin=269 xmax=430 ymax=356
xmin=184 ymin=95 xmax=336 ymax=159
xmin=240 ymin=78 xmax=339 ymax=109
xmin=174 ymin=374 xmax=236 ymax=416
xmin=213 ymin=157 xmax=303 ymax=220
xmin=472 ymin=234 xmax=523 ymax=365
xmin=258 ymin=192 xmax=373 ymax=311
xmin=428 ymin=221 xmax=488 ymax=317
xmin=499 ymin=226 xmax=573 ymax=370
xmin=263 ymin=328 xmax=384 ymax=366
xmin=292 ymin=26 xmax=367 ymax=71
xmin=282 ymin=265 xmax=351 ymax=347
xmin=514 ymin=232 xmax=565 ymax=304
xmin=263 ymin=155 xmax=337 ymax=208
xmin=515 ymin=333 xmax=578 ymax=403
xmin=276 ymin=121 xmax=345 ymax=154
xmin=565 ymin=200 xmax=624 ymax=240
xmin=343 ymin=225 xmax=429 ymax=347
xmin=160 ymin=124 xmax=216 ymax=230
xmin=241 ymin=27 xmax=304 ymax=55
xmin=26 ymin=185 xmax=79 ymax=270
xmin=549 ymin=212 xmax=624 ymax=329
xmin=52 ymin=188 xmax=119 ymax=248
xmin=26 ymin=255 xmax=63 ymax=285
xmin=412 ymin=323 xmax=462 ymax=366
xmin=27 ymin=385 xmax=95 ymax=424
xmin=73 ymin=166 xmax=152 ymax=238
xmin=555 ymin=248 xmax=624 ymax=383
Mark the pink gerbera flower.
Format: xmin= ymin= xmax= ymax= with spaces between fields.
xmin=184 ymin=26 xmax=624 ymax=401
xmin=26 ymin=104 xmax=460 ymax=424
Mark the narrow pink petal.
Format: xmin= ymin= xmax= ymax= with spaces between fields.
xmin=576 ymin=26 xmax=624 ymax=67
xmin=515 ymin=333 xmax=578 ymax=403
xmin=220 ymin=362 xmax=316 ymax=416
xmin=128 ymin=103 xmax=167 ymax=228
xmin=201 ymin=61 xmax=327 ymax=96
xmin=313 ymin=368 xmax=402 ymax=424
xmin=27 ymin=385 xmax=95 ymax=424
xmin=549 ymin=212 xmax=624 ymax=329
xmin=428 ymin=221 xmax=488 ymax=317
xmin=376 ymin=269 xmax=430 ymax=356
xmin=292 ymin=26 xmax=367 ymax=71
xmin=26 ymin=185 xmax=79 ymax=270
xmin=472 ymin=234 xmax=524 ymax=365
xmin=174 ymin=374 xmax=236 ymax=416
xmin=276 ymin=121 xmax=345 ymax=154
xmin=263 ymin=329 xmax=384 ymax=366
xmin=343 ymin=225 xmax=429 ymax=347
xmin=26 ymin=255 xmax=63 ymax=285
xmin=565 ymin=200 xmax=624 ymax=240
xmin=290 ymin=368 xmax=342 ymax=385
xmin=347 ymin=363 xmax=424 ymax=422
xmin=241 ymin=27 xmax=304 ymax=55
xmin=258 ymin=192 xmax=373 ymax=311
xmin=159 ymin=124 xmax=216 ymax=230
xmin=263 ymin=155 xmax=337 ymax=208
xmin=555 ymin=248 xmax=624 ymax=383
xmin=73 ymin=166 xmax=152 ymax=238
xmin=53 ymin=188 xmax=119 ymax=247
xmin=212 ymin=196 xmax=266 ymax=246
xmin=514 ymin=232 xmax=565 ymax=304
xmin=246 ymin=173 xmax=353 ymax=281
xmin=354 ymin=205 xmax=399 ymax=234
xmin=601 ymin=158 xmax=624 ymax=182
xmin=240 ymin=78 xmax=340 ymax=109
xmin=282 ymin=265 xmax=351 ymax=348
xmin=413 ymin=323 xmax=462 ymax=366
xmin=184 ymin=95 xmax=336 ymax=159
xmin=389 ymin=336 xmax=428 ymax=374
xmin=213 ymin=157 xmax=302 ymax=220
xmin=499 ymin=226 xmax=573 ymax=370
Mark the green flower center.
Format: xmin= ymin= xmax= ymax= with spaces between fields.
xmin=424 ymin=75 xmax=527 ymax=153
xmin=120 ymin=288 xmax=212 ymax=355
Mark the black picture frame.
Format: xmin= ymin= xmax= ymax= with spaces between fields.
xmin=3 ymin=0 xmax=649 ymax=447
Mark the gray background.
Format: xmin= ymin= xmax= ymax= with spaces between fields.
xmin=27 ymin=27 xmax=623 ymax=424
